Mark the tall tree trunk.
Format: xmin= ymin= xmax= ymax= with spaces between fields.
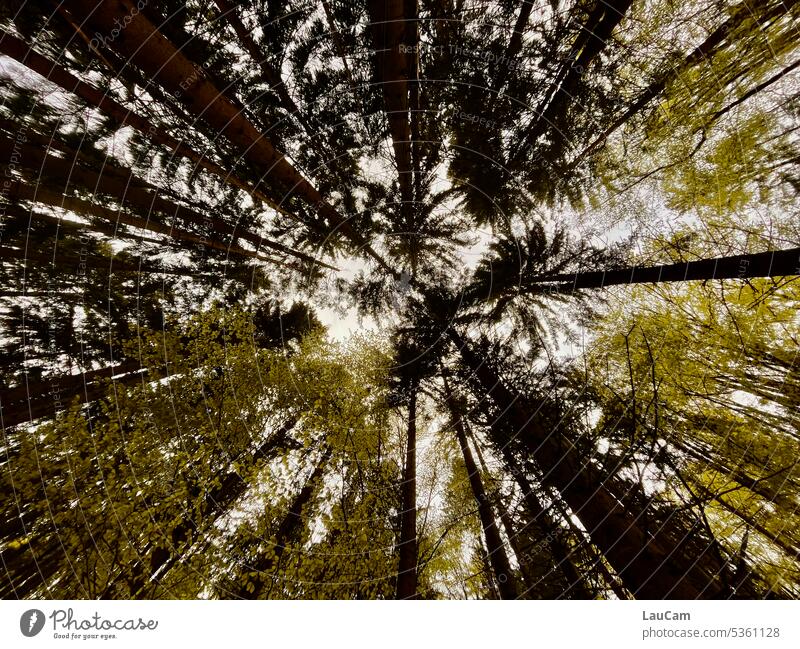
xmin=129 ymin=419 xmax=300 ymax=597
xmin=466 ymin=428 xmax=535 ymax=591
xmin=493 ymin=492 xmax=530 ymax=588
xmin=406 ymin=0 xmax=424 ymax=208
xmin=478 ymin=540 xmax=500 ymax=599
xmin=491 ymin=440 xmax=594 ymax=599
xmin=395 ymin=379 xmax=419 ymax=599
xmin=531 ymin=247 xmax=800 ymax=291
xmin=368 ymin=0 xmax=414 ymax=222
xmin=547 ymin=491 xmax=631 ymax=600
xmin=449 ymin=327 xmax=732 ymax=598
xmin=232 ymin=448 xmax=331 ymax=599
xmin=568 ymin=0 xmax=800 ymax=168
xmin=0 ymin=135 xmax=329 ymax=269
xmin=512 ymin=0 xmax=634 ymax=161
xmin=0 ymin=362 xmax=146 ymax=429
xmin=62 ymin=0 xmax=391 ymax=272
xmin=451 ymin=377 xmax=594 ymax=597
xmin=442 ymin=375 xmax=518 ymax=598
xmin=0 ymin=29 xmax=284 ymax=212
xmin=2 ymin=198 xmax=161 ymax=247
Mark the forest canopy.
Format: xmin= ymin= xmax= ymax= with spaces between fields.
xmin=0 ymin=0 xmax=799 ymax=599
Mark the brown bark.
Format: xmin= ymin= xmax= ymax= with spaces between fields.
xmin=449 ymin=327 xmax=728 ymax=598
xmin=443 ymin=375 xmax=518 ymax=598
xmin=406 ymin=0 xmax=423 ymax=207
xmin=62 ymin=0 xmax=391 ymax=272
xmin=547 ymin=492 xmax=630 ymax=599
xmin=0 ymin=29 xmax=286 ymax=214
xmin=395 ymin=379 xmax=419 ymax=598
xmin=368 ymin=0 xmax=414 ymax=220
xmin=568 ymin=0 xmax=800 ymax=167
xmin=532 ymin=247 xmax=800 ymax=291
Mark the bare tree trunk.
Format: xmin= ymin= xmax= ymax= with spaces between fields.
xmin=442 ymin=375 xmax=518 ymax=598
xmin=368 ymin=0 xmax=414 ymax=222
xmin=0 ymin=30 xmax=282 ymax=211
xmin=406 ymin=0 xmax=424 ymax=207
xmin=547 ymin=492 xmax=630 ymax=600
xmin=531 ymin=247 xmax=800 ymax=291
xmin=449 ymin=327 xmax=730 ymax=598
xmin=232 ymin=448 xmax=331 ymax=599
xmin=568 ymin=0 xmax=800 ymax=167
xmin=466 ymin=429 xmax=535 ymax=591
xmin=62 ymin=0 xmax=391 ymax=272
